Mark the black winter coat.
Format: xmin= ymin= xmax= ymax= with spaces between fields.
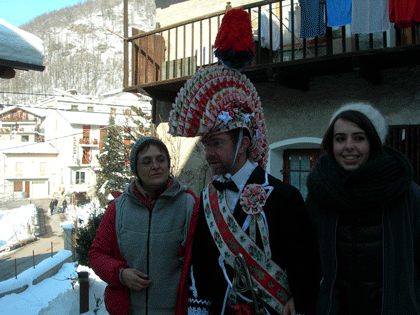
xmin=306 ymin=182 xmax=420 ymax=315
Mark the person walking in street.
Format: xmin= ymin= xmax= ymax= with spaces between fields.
xmin=49 ymin=198 xmax=54 ymax=215
xmin=52 ymin=198 xmax=58 ymax=214
xmin=306 ymin=103 xmax=420 ymax=315
xmin=62 ymin=199 xmax=67 ymax=212
xmin=168 ymin=9 xmax=321 ymax=315
xmin=89 ymin=137 xmax=199 ymax=315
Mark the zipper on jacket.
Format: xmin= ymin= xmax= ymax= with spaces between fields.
xmin=328 ymin=215 xmax=339 ymax=315
xmin=146 ymin=209 xmax=153 ymax=315
xmin=351 ymin=219 xmax=359 ymax=314
xmin=381 ymin=205 xmax=385 ymax=315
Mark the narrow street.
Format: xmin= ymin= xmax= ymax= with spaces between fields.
xmin=0 ymin=198 xmax=67 ymax=282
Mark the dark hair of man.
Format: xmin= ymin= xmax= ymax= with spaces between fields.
xmin=136 ymin=138 xmax=171 ymax=169
xmin=321 ymin=110 xmax=384 ymax=158
xmin=228 ymin=128 xmax=251 ymax=158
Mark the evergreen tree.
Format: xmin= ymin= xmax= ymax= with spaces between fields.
xmin=121 ymin=105 xmax=152 ymax=171
xmin=95 ymin=115 xmax=134 ymax=208
xmin=75 ymin=208 xmax=104 ymax=267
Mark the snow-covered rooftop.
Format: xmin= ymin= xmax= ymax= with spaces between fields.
xmin=57 ymin=110 xmax=146 ymax=127
xmin=0 ymin=19 xmax=44 ymax=71
xmin=0 ymin=105 xmax=48 ymax=118
xmin=0 ymin=142 xmax=59 ymax=154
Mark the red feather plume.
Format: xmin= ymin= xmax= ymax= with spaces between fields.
xmin=213 ymin=8 xmax=255 ymax=69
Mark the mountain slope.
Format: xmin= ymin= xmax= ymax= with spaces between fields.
xmin=1 ymin=0 xmax=156 ymax=106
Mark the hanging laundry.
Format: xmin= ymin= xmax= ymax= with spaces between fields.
xmin=326 ymin=0 xmax=352 ymax=27
xmin=352 ymin=0 xmax=390 ymax=34
xmin=252 ymin=8 xmax=281 ymax=50
xmin=299 ymin=0 xmax=325 ymax=38
xmin=390 ymin=0 xmax=420 ymax=28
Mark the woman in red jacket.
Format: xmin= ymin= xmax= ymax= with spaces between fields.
xmin=89 ymin=137 xmax=199 ymax=315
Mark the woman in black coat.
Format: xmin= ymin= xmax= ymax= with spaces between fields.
xmin=306 ymin=103 xmax=420 ymax=315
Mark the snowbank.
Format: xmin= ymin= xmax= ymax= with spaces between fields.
xmin=0 ymin=204 xmax=36 ymax=252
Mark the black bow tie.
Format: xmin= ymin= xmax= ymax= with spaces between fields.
xmin=212 ymin=179 xmax=239 ymax=192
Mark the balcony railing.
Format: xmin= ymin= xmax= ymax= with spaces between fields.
xmin=123 ymin=0 xmax=420 ymax=95
xmin=1 ymin=117 xmax=37 ymax=122
xmin=79 ymin=138 xmax=98 ymax=146
xmin=0 ymin=127 xmax=40 ymax=134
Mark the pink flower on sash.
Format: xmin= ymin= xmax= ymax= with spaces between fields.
xmin=240 ymin=184 xmax=267 ymax=215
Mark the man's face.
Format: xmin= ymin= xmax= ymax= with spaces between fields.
xmin=202 ymin=132 xmax=236 ymax=175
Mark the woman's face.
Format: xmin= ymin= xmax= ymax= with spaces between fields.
xmin=136 ymin=144 xmax=169 ymax=192
xmin=333 ymin=119 xmax=370 ymax=171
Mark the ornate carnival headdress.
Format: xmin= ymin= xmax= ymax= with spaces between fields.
xmin=168 ymin=8 xmax=269 ymax=168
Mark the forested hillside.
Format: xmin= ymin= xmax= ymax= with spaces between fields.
xmin=1 ymin=0 xmax=156 ymax=106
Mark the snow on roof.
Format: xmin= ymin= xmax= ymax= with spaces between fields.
xmin=57 ymin=110 xmax=146 ymax=127
xmin=0 ymin=106 xmax=47 ymax=117
xmin=58 ymin=110 xmax=115 ymax=126
xmin=0 ymin=142 xmax=59 ymax=154
xmin=100 ymin=89 xmax=151 ymax=101
xmin=0 ymin=19 xmax=44 ymax=70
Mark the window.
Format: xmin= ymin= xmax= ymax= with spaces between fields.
xmin=123 ymin=109 xmax=131 ymax=116
xmin=282 ymin=149 xmax=320 ymax=200
xmin=82 ymin=125 xmax=90 ymax=144
xmin=40 ymin=162 xmax=47 ymax=177
xmin=75 ymin=171 xmax=86 ymax=184
xmin=71 ymin=105 xmax=78 ymax=111
xmin=87 ymin=107 xmax=94 ymax=112
xmin=82 ymin=148 xmax=91 ymax=164
xmin=21 ymin=135 xmax=29 ymax=142
xmin=14 ymin=181 xmax=23 ymax=192
xmin=16 ymin=162 xmax=23 ymax=177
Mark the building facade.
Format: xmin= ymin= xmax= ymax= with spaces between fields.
xmin=0 ymin=90 xmax=151 ymax=201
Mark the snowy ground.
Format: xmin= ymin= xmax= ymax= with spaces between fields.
xmin=0 ymin=198 xmax=103 ymax=253
xmin=0 ymin=198 xmax=110 ymax=314
xmin=0 ymin=204 xmax=36 ymax=252
xmin=0 ymin=255 xmax=110 ymax=315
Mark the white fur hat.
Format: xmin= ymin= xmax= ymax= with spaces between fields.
xmin=330 ymin=102 xmax=388 ymax=144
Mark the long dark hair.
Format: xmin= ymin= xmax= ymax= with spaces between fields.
xmin=321 ymin=110 xmax=383 ymax=158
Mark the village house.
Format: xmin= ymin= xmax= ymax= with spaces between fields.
xmin=122 ymin=0 xmax=420 ymax=197
xmin=0 ymin=90 xmax=151 ymax=201
xmin=0 ymin=106 xmax=46 ymax=143
xmin=35 ymin=88 xmax=151 ymax=117
xmin=0 ymin=141 xmax=58 ymax=199
xmin=37 ymin=92 xmax=150 ymax=202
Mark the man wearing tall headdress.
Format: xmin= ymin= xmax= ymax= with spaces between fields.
xmin=170 ymin=9 xmax=321 ymax=315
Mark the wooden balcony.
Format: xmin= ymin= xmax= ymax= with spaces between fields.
xmin=123 ymin=0 xmax=420 ymax=103
xmin=79 ymin=138 xmax=98 ymax=146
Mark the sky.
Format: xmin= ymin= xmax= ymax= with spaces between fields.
xmin=0 ymin=199 xmax=109 ymax=314
xmin=1 ymin=0 xmax=86 ymax=27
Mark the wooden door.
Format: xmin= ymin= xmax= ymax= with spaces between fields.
xmin=132 ymin=28 xmax=165 ymax=84
xmin=25 ymin=181 xmax=30 ymax=198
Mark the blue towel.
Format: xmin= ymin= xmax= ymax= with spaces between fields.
xmin=326 ymin=0 xmax=351 ymax=27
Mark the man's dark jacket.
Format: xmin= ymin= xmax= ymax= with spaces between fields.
xmin=190 ymin=166 xmax=321 ymax=314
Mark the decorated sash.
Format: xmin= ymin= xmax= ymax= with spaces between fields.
xmin=203 ymin=181 xmax=291 ymax=314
